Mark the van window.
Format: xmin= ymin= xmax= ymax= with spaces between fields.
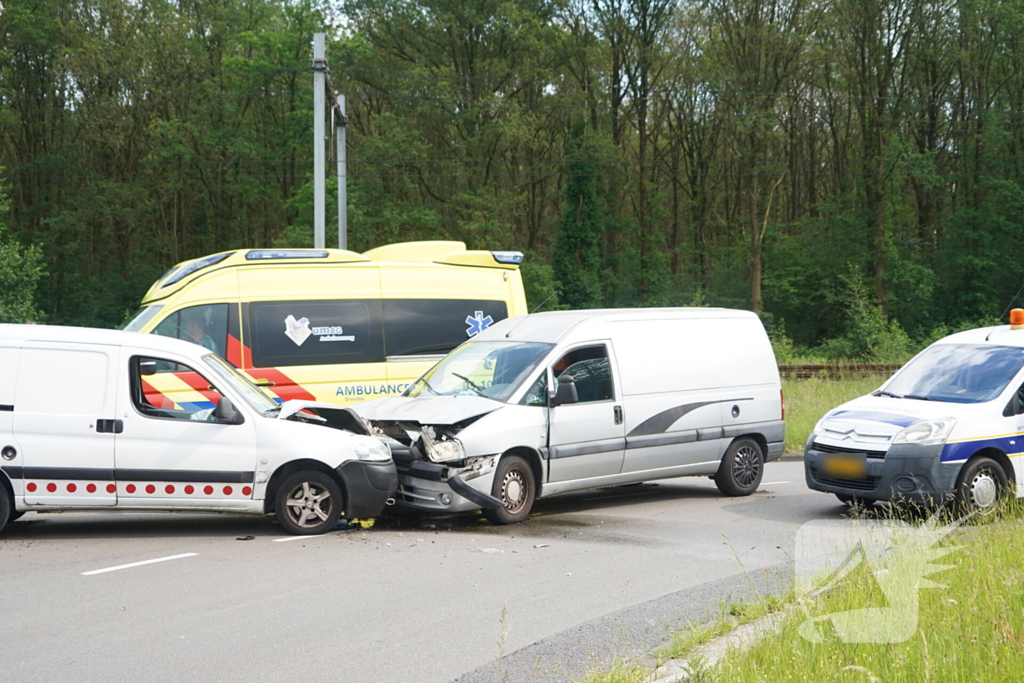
xmin=130 ymin=356 xmax=226 ymax=422
xmin=553 ymin=346 xmax=614 ymax=403
xmin=885 ymin=343 xmax=1024 ymax=404
xmin=246 ymin=300 xmax=385 ymax=368
xmin=153 ymin=304 xmax=228 ymax=358
xmin=383 ymin=299 xmax=508 ymax=357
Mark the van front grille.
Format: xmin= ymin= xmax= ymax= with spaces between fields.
xmin=810 ymin=468 xmax=881 ymax=492
xmin=812 ymin=441 xmax=888 ymax=459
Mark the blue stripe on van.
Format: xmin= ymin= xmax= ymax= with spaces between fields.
xmin=941 ymin=434 xmax=1024 ymax=462
xmin=829 ymin=410 xmax=922 ymax=428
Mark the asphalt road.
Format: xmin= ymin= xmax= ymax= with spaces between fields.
xmin=0 ymin=461 xmax=851 ymax=682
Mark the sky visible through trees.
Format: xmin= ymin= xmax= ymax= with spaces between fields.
xmin=2 ymin=0 xmax=1023 ymax=358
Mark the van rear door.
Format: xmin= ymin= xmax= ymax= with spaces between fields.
xmin=15 ymin=342 xmax=119 ymax=506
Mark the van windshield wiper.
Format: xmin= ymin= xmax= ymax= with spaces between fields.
xmin=903 ymin=394 xmax=936 ymax=401
xmin=411 ymin=377 xmax=439 ymax=396
xmin=452 ymin=372 xmax=488 ymax=398
xmin=873 ymin=390 xmax=903 ymax=398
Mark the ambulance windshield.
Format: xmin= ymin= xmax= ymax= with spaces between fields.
xmin=406 ymin=341 xmax=554 ymax=402
xmin=883 ymin=343 xmax=1024 ymax=404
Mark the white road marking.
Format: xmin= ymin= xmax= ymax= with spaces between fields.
xmin=81 ymin=553 xmax=197 ymax=576
xmin=273 ymin=535 xmax=322 ymax=542
xmin=760 ymin=481 xmax=791 ymax=486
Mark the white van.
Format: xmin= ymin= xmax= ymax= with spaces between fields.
xmin=805 ymin=313 xmax=1024 ymax=511
xmin=0 ymin=325 xmax=396 ymax=535
xmin=355 ymin=308 xmax=785 ymax=523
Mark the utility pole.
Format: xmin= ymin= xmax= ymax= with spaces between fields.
xmin=312 ymin=33 xmax=326 ymax=249
xmin=335 ymin=93 xmax=348 ymax=250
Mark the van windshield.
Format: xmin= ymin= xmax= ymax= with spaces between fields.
xmin=202 ymin=354 xmax=280 ymax=415
xmin=406 ymin=341 xmax=554 ymax=402
xmin=883 ymin=343 xmax=1024 ymax=404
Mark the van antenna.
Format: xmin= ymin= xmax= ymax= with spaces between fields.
xmin=988 ymin=282 xmax=1024 ymax=341
xmin=504 ymin=292 xmax=557 ymax=338
xmin=529 ymin=292 xmax=556 ymax=315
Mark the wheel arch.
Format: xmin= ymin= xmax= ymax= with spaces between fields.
xmin=966 ymin=447 xmax=1016 ymax=487
xmin=727 ymin=433 xmax=768 ymax=457
xmin=0 ymin=469 xmax=13 ymax=507
xmin=501 ymin=446 xmax=545 ymax=497
xmin=263 ymin=459 xmax=346 ymax=514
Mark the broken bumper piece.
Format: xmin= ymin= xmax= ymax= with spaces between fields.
xmin=394 ymin=460 xmax=503 ymax=512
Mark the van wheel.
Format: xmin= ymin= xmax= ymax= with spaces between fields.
xmin=275 ymin=471 xmax=344 ymax=535
xmin=714 ymin=438 xmax=764 ymax=497
xmin=954 ymin=457 xmax=1007 ymax=513
xmin=484 ymin=455 xmax=536 ymax=525
xmin=0 ymin=485 xmax=10 ymax=534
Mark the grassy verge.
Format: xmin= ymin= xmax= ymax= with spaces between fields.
xmin=714 ymin=513 xmax=1024 ymax=681
xmin=782 ymin=376 xmax=885 ymax=453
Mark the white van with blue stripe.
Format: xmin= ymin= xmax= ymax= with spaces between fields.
xmin=805 ymin=311 xmax=1024 ymax=511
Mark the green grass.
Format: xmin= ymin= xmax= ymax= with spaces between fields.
xmin=783 ymin=376 xmax=885 ymax=453
xmin=716 ymin=513 xmax=1024 ymax=682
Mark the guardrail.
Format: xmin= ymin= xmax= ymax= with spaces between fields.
xmin=779 ymin=363 xmax=902 ymax=379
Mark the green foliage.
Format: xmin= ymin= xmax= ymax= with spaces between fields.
xmin=0 ymin=172 xmax=44 ymax=323
xmin=553 ymin=123 xmax=605 ymax=309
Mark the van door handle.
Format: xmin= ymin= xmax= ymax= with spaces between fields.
xmin=96 ymin=419 xmax=124 ymax=434
xmin=614 ymin=405 xmax=623 ymax=425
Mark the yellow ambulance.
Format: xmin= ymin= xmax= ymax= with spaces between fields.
xmin=121 ymin=241 xmax=528 ymax=408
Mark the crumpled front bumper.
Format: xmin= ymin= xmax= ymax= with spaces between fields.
xmin=393 ymin=459 xmax=503 ymax=512
xmin=336 ymin=459 xmax=398 ymax=518
xmin=804 ymin=437 xmax=962 ymax=504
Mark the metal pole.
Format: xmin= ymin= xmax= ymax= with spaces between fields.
xmin=336 ymin=93 xmax=347 ymax=250
xmin=312 ymin=33 xmax=326 ymax=249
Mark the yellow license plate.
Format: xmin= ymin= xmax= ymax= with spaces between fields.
xmin=822 ymin=454 xmax=867 ymax=479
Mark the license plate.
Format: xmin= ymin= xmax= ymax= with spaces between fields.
xmin=822 ymin=453 xmax=867 ymax=479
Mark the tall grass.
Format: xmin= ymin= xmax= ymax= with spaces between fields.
xmin=783 ymin=376 xmax=885 ymax=453
xmin=716 ymin=513 xmax=1024 ymax=682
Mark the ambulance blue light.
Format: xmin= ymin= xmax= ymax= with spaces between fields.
xmin=491 ymin=251 xmax=524 ymax=265
xmin=246 ymin=249 xmax=330 ymax=260
xmin=162 ymin=252 xmax=234 ymax=287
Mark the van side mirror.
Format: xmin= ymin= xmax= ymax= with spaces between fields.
xmin=213 ymin=396 xmax=244 ymax=425
xmin=552 ymin=374 xmax=578 ymax=406
xmin=139 ymin=360 xmax=158 ymax=376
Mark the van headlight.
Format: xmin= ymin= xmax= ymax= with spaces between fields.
xmin=424 ymin=438 xmax=466 ymax=464
xmin=892 ymin=418 xmax=957 ymax=446
xmin=353 ymin=437 xmax=392 ymax=461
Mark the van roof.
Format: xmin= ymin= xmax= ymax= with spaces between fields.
xmin=142 ymin=241 xmax=524 ymax=304
xmin=939 ymin=326 xmax=1024 ymax=348
xmin=476 ymin=307 xmax=759 ymax=343
xmin=0 ymin=323 xmax=211 ymax=360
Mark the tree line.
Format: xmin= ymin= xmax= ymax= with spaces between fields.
xmin=2 ymin=0 xmax=1023 ymax=359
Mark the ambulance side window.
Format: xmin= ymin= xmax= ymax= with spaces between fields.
xmin=130 ymin=356 xmax=226 ymax=423
xmin=153 ymin=304 xmax=228 ymax=358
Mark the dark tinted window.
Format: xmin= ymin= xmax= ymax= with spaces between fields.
xmin=152 ymin=304 xmax=228 ymax=358
xmin=383 ymin=299 xmax=508 ymax=357
xmin=246 ymin=300 xmax=384 ymax=368
xmin=554 ymin=346 xmax=614 ymax=403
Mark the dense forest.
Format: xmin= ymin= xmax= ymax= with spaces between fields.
xmin=2 ymin=0 xmax=1024 ymax=359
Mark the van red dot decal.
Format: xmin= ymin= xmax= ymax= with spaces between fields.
xmin=204 ymin=485 xmax=214 ymax=495
xmin=145 ymin=484 xmax=156 ymax=494
xmin=242 ymin=486 xmax=252 ymax=496
xmin=165 ymin=485 xmax=175 ymax=494
xmin=106 ymin=484 xmax=116 ymax=493
xmin=27 ymin=482 xmax=37 ymax=493
xmin=67 ymin=483 xmax=77 ymax=493
xmin=46 ymin=483 xmax=57 ymax=493
xmin=223 ymin=486 xmax=233 ymax=495
xmin=87 ymin=484 xmax=97 ymax=493
xmin=126 ymin=484 xmax=136 ymax=494
xmin=184 ymin=485 xmax=195 ymax=495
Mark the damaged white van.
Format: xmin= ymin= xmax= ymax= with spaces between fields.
xmin=356 ymin=308 xmax=785 ymax=523
xmin=0 ymin=325 xmax=396 ymax=535
xmin=805 ymin=310 xmax=1024 ymax=511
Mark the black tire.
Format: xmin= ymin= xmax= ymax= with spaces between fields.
xmin=714 ymin=438 xmax=764 ymax=497
xmin=483 ymin=455 xmax=536 ymax=525
xmin=0 ymin=485 xmax=10 ymax=534
xmin=953 ymin=456 xmax=1008 ymax=513
xmin=8 ymin=510 xmax=24 ymax=522
xmin=275 ymin=470 xmax=344 ymax=535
